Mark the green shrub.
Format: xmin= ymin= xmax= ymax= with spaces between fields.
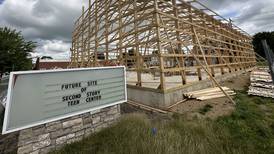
xmin=199 ymin=104 xmax=213 ymax=115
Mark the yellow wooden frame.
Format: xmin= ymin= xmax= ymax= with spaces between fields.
xmin=70 ymin=0 xmax=256 ymax=90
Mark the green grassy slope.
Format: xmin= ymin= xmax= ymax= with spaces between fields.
xmin=52 ymin=91 xmax=274 ymax=154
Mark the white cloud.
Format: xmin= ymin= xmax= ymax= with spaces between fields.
xmin=0 ymin=0 xmax=87 ymax=60
xmin=201 ymin=0 xmax=274 ymax=35
xmin=31 ymin=40 xmax=71 ymax=60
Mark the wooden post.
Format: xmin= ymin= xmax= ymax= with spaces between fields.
xmin=76 ymin=38 xmax=80 ymax=67
xmin=80 ymin=5 xmax=85 ymax=67
xmin=94 ymin=0 xmax=99 ymax=66
xmin=118 ymin=0 xmax=123 ymax=65
xmin=188 ymin=5 xmax=201 ymax=81
xmin=154 ymin=0 xmax=166 ymax=90
xmin=193 ymin=28 xmax=215 ymax=86
xmin=105 ymin=0 xmax=109 ymax=62
xmin=213 ymin=20 xmax=225 ymax=75
xmin=134 ymin=0 xmax=142 ymax=86
xmin=87 ymin=0 xmax=92 ymax=66
xmin=172 ymin=0 xmax=186 ymax=85
xmin=209 ymin=17 xmax=215 ymax=77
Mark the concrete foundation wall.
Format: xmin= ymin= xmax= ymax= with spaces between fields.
xmin=128 ymin=69 xmax=251 ymax=109
xmin=127 ymin=88 xmax=165 ymax=107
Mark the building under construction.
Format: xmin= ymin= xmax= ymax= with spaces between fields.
xmin=70 ymin=0 xmax=256 ymax=108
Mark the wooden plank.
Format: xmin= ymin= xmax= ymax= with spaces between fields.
xmin=127 ymin=100 xmax=168 ymax=114
xmin=167 ymin=99 xmax=188 ymax=110
xmin=248 ymin=68 xmax=274 ymax=98
xmin=184 ymin=87 xmax=230 ymax=96
xmin=192 ymin=91 xmax=235 ymax=98
xmin=197 ymin=93 xmax=236 ymax=101
xmin=251 ymin=83 xmax=274 ymax=89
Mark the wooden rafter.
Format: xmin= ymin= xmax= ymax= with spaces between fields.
xmin=70 ymin=0 xmax=256 ymax=91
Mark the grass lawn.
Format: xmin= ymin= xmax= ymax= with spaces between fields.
xmin=51 ymin=90 xmax=274 ymax=154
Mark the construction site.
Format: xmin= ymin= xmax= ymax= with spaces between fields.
xmin=69 ymin=0 xmax=259 ymax=110
xmin=1 ymin=0 xmax=274 ymax=154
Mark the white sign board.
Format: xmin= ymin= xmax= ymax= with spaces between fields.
xmin=2 ymin=66 xmax=127 ymax=134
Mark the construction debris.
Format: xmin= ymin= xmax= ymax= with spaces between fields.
xmin=167 ymin=99 xmax=188 ymax=110
xmin=248 ymin=67 xmax=274 ymax=98
xmin=127 ymin=100 xmax=168 ymax=114
xmin=184 ymin=87 xmax=236 ymax=101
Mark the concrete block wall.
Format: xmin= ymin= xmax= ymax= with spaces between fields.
xmin=17 ymin=105 xmax=120 ymax=154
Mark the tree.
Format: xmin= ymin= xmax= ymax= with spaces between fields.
xmin=41 ymin=56 xmax=53 ymax=60
xmin=0 ymin=27 xmax=36 ymax=77
xmin=252 ymin=31 xmax=274 ymax=58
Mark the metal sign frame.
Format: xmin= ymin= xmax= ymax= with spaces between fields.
xmin=262 ymin=40 xmax=274 ymax=83
xmin=2 ymin=66 xmax=127 ymax=134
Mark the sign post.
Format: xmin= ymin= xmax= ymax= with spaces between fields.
xmin=2 ymin=66 xmax=127 ymax=134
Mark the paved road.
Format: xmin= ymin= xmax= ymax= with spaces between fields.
xmin=0 ymin=77 xmax=8 ymax=98
xmin=0 ymin=77 xmax=8 ymax=114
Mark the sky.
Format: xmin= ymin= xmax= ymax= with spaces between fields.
xmin=0 ymin=0 xmax=274 ymax=60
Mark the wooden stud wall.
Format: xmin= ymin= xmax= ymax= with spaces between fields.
xmin=70 ymin=0 xmax=256 ymax=90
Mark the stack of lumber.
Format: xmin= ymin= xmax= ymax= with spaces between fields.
xmin=248 ymin=68 xmax=274 ymax=98
xmin=183 ymin=87 xmax=236 ymax=101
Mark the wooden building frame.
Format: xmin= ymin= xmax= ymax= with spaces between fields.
xmin=70 ymin=0 xmax=256 ymax=91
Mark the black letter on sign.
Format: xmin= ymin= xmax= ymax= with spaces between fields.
xmin=81 ymin=87 xmax=87 ymax=93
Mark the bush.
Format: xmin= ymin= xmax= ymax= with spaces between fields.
xmin=199 ymin=104 xmax=213 ymax=115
